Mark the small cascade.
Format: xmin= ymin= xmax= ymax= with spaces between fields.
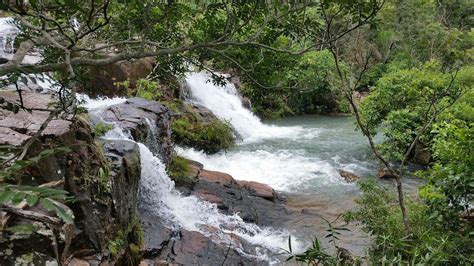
xmin=82 ymin=96 xmax=305 ymax=262
xmin=0 ymin=18 xmax=18 ymax=58
xmin=184 ymin=72 xmax=316 ymax=142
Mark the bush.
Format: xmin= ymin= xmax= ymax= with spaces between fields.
xmin=345 ymin=179 xmax=473 ymax=264
xmin=167 ymin=155 xmax=194 ymax=185
xmin=93 ymin=122 xmax=113 ymax=137
xmin=171 ymin=115 xmax=234 ymax=154
xmin=108 ymin=218 xmax=144 ymax=266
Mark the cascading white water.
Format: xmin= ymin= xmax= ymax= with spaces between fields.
xmin=82 ymin=96 xmax=305 ymax=262
xmin=184 ymin=72 xmax=318 ymax=142
xmin=0 ymin=18 xmax=55 ymax=90
xmin=180 ymin=72 xmax=356 ymax=192
xmin=0 ymin=18 xmax=18 ymax=57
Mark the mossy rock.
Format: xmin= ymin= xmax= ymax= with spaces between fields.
xmin=167 ymin=155 xmax=195 ymax=185
xmin=170 ymin=102 xmax=235 ymax=154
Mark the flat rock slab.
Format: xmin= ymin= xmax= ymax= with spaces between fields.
xmin=0 ymin=91 xmax=72 ymax=146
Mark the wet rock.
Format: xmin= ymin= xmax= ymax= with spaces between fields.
xmin=237 ymin=180 xmax=276 ymax=201
xmin=413 ymin=144 xmax=431 ymax=166
xmin=338 ymin=170 xmax=360 ymax=183
xmin=170 ymin=101 xmax=237 ymax=153
xmin=100 ymin=97 xmax=172 ymax=164
xmin=193 ymin=190 xmax=225 ymax=206
xmin=187 ymin=159 xmax=203 ymax=177
xmin=198 ymin=169 xmax=235 ymax=186
xmin=102 ymin=139 xmax=141 ymax=227
xmin=140 ymin=213 xmax=174 ymax=258
xmin=191 ymin=167 xmax=287 ymax=226
xmin=0 ymin=91 xmax=145 ymax=261
xmin=240 ymin=96 xmax=252 ymax=110
xmin=157 ymin=230 xmax=255 ymax=265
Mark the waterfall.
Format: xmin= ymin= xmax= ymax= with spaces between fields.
xmin=184 ymin=72 xmax=315 ymax=142
xmin=82 ymin=96 xmax=305 ymax=262
xmin=0 ymin=18 xmax=18 ymax=58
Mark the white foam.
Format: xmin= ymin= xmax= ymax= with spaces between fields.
xmin=178 ymin=147 xmax=350 ymax=192
xmin=78 ymin=94 xmax=127 ymax=110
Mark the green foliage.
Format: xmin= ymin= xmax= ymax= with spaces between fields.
xmin=0 ymin=147 xmax=72 ymax=182
xmin=418 ymin=119 xmax=473 ymax=230
xmin=345 ymin=179 xmax=473 ymax=264
xmin=167 ymin=155 xmax=193 ymax=185
xmin=171 ymin=115 xmax=234 ymax=154
xmin=287 ymin=236 xmax=337 ymax=265
xmin=108 ymin=217 xmax=144 ymax=266
xmin=96 ymin=167 xmax=110 ymax=195
xmin=0 ymin=147 xmax=74 ymax=224
xmin=360 ymin=62 xmax=471 ymax=161
xmin=117 ymin=78 xmax=164 ymax=101
xmin=93 ymin=122 xmax=113 ymax=137
xmin=286 ymin=216 xmax=352 ymax=265
xmin=0 ymin=184 xmax=74 ymax=224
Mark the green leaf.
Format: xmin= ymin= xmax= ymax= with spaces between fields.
xmin=11 ymin=192 xmax=26 ymax=204
xmin=26 ymin=194 xmax=39 ymax=207
xmin=39 ymin=198 xmax=55 ymax=211
xmin=54 ymin=205 xmax=74 ymax=224
xmin=0 ymin=191 xmax=14 ymax=204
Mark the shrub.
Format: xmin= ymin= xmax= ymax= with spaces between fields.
xmin=345 ymin=179 xmax=473 ymax=264
xmin=108 ymin=218 xmax=144 ymax=266
xmin=167 ymin=155 xmax=194 ymax=185
xmin=171 ymin=116 xmax=234 ymax=154
xmin=93 ymin=122 xmax=113 ymax=137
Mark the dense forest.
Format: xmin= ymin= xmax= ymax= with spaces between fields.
xmin=0 ymin=0 xmax=472 ymax=265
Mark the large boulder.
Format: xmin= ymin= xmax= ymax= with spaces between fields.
xmin=80 ymin=57 xmax=156 ymax=97
xmin=170 ymin=102 xmax=236 ymax=154
xmin=177 ymin=159 xmax=287 ymax=226
xmin=99 ymin=97 xmax=173 ymax=164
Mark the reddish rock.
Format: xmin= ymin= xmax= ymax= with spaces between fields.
xmin=237 ymin=180 xmax=275 ymax=201
xmin=174 ymin=230 xmax=208 ymax=254
xmin=198 ymin=169 xmax=235 ymax=186
xmin=192 ymin=190 xmax=224 ymax=205
xmin=338 ymin=170 xmax=360 ymax=183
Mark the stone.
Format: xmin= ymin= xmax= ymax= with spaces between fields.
xmin=338 ymin=170 xmax=360 ymax=183
xmin=198 ymin=169 xmax=235 ymax=186
xmin=157 ymin=230 xmax=255 ymax=265
xmin=0 ymin=91 xmax=72 ymax=146
xmin=237 ymin=180 xmax=276 ymax=201
xmin=81 ymin=57 xmax=156 ymax=97
xmin=98 ymin=97 xmax=173 ymax=164
xmin=0 ymin=57 xmax=9 ymax=64
xmin=102 ymin=139 xmax=141 ymax=227
xmin=193 ymin=190 xmax=224 ymax=206
xmin=191 ymin=167 xmax=287 ymax=226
